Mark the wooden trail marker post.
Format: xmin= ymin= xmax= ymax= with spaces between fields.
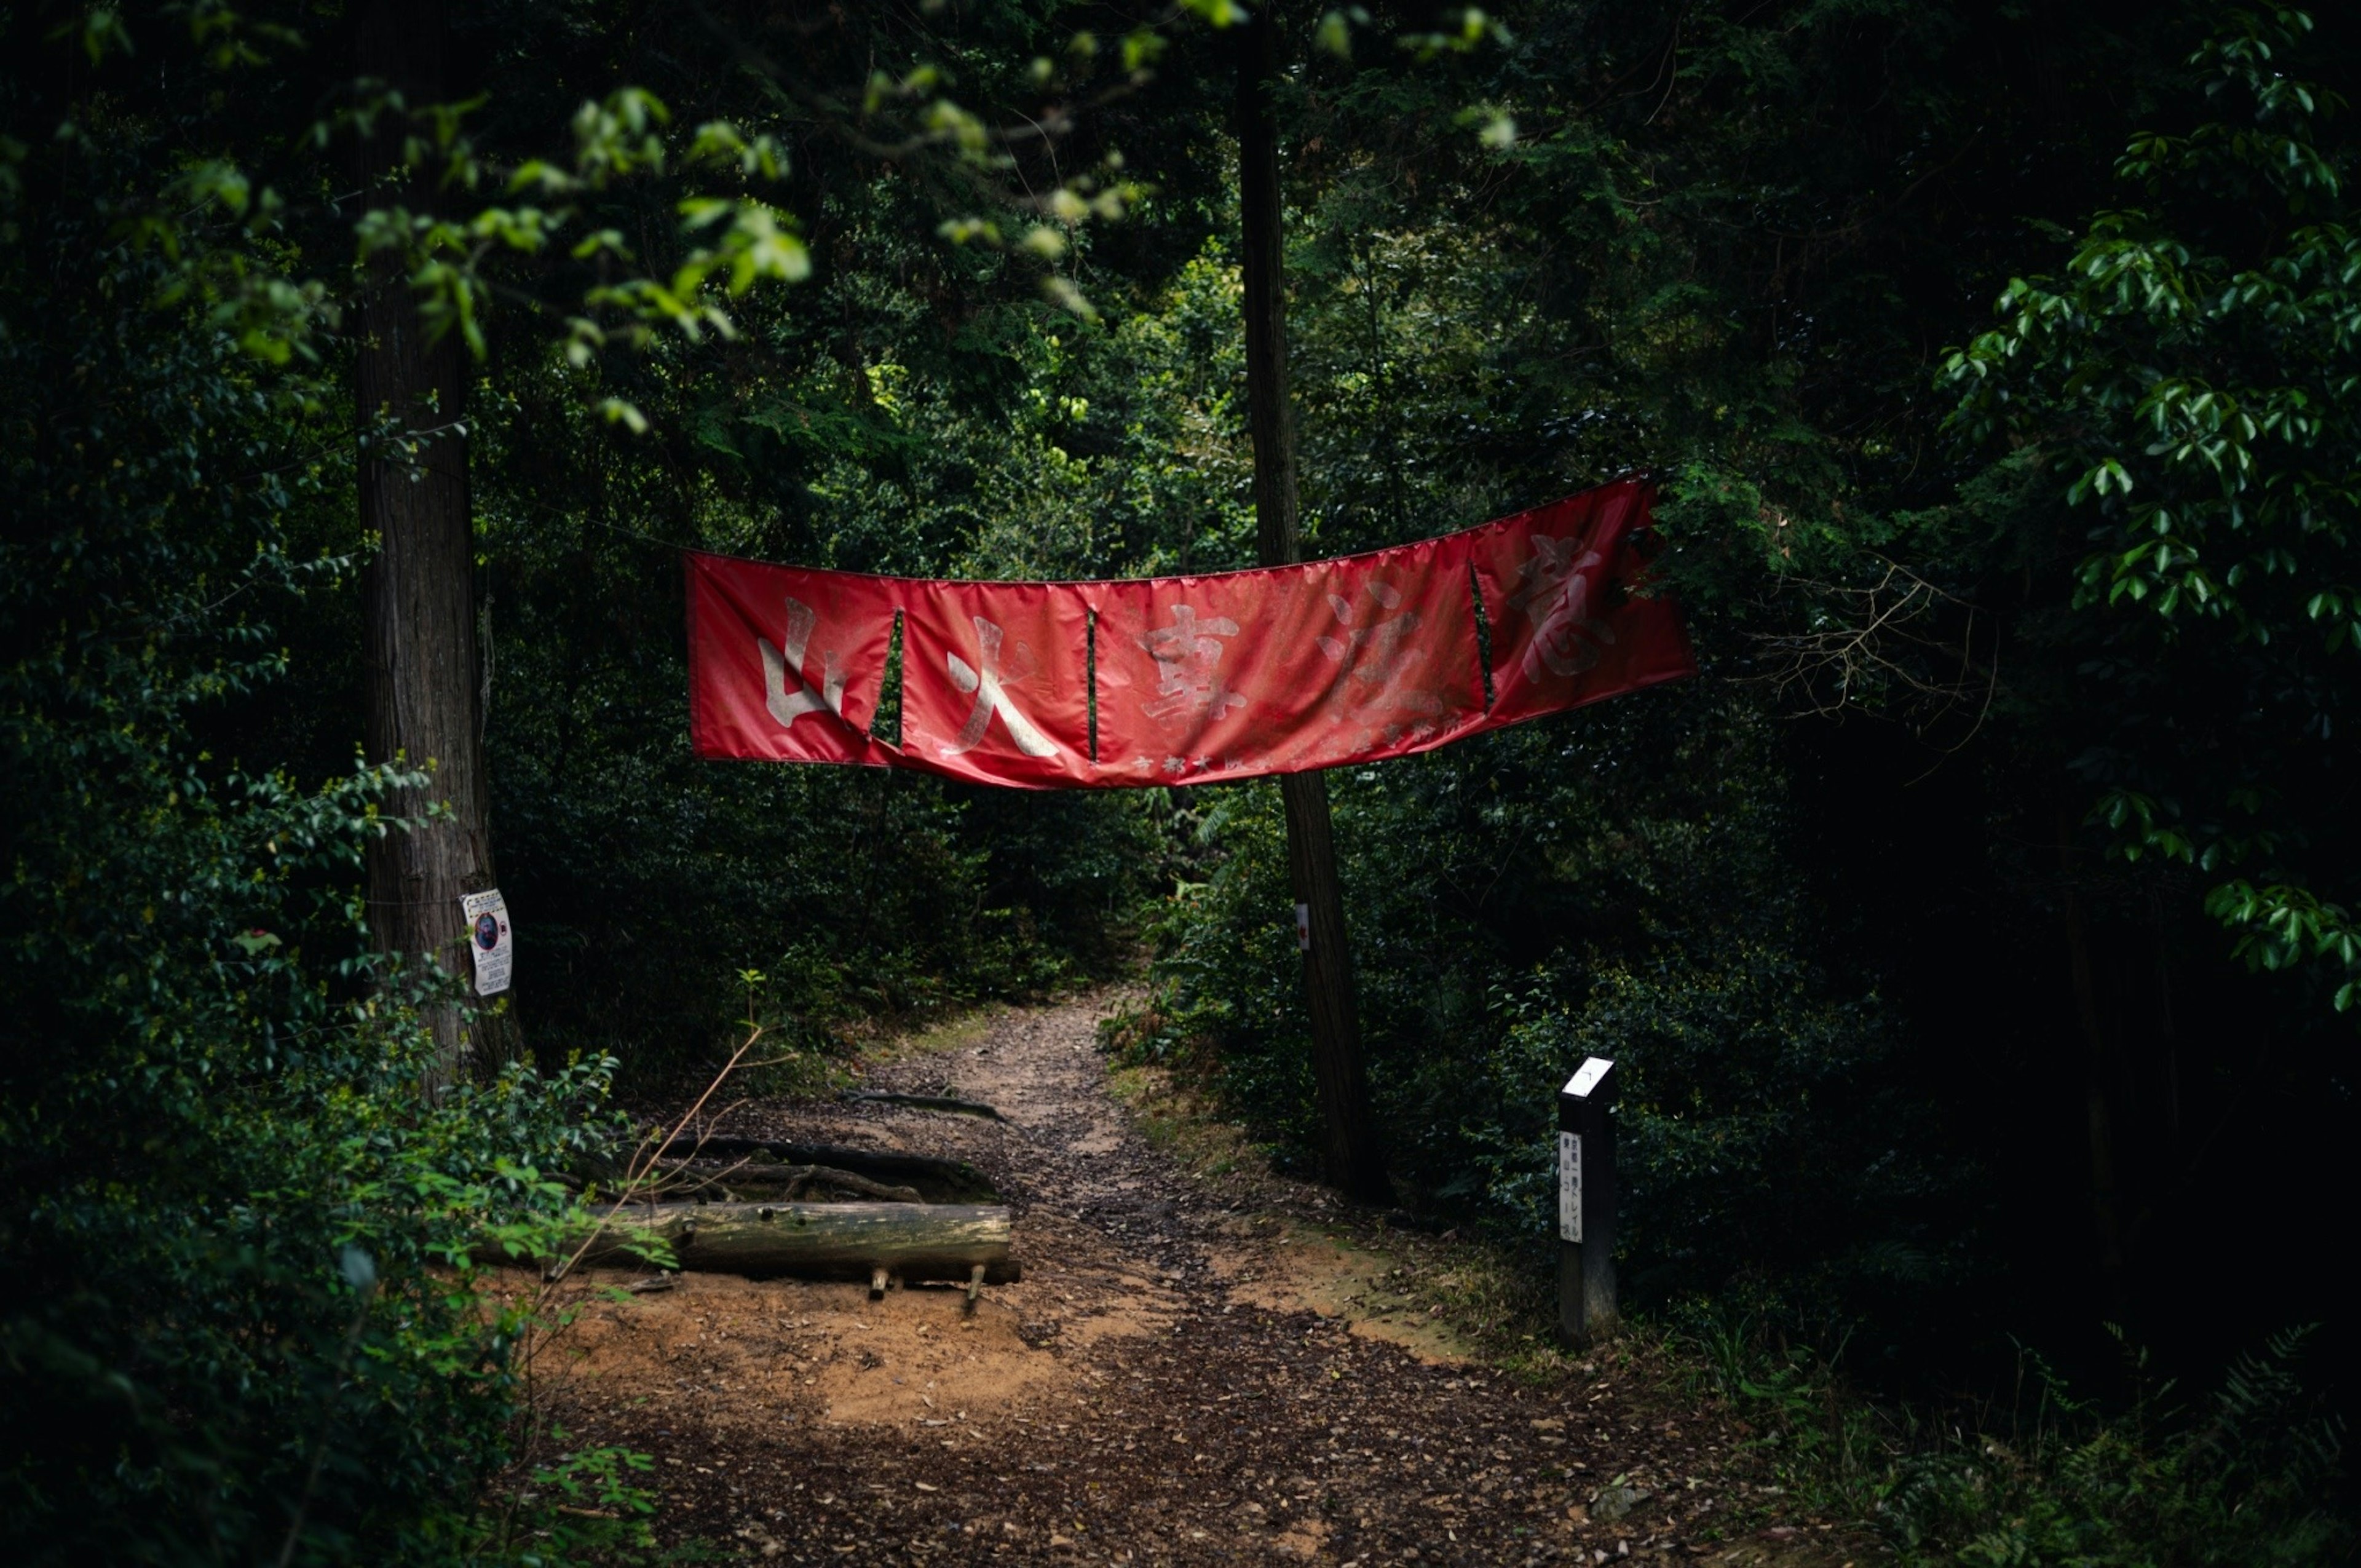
xmin=1557 ymin=1056 xmax=1618 ymax=1347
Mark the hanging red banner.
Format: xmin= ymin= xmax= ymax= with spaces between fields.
xmin=684 ymin=552 xmax=899 ymax=767
xmin=1088 ymin=529 xmax=1486 ymax=785
xmin=896 ymin=579 xmax=1097 ymax=789
xmin=1463 ymin=480 xmax=1698 ymax=737
xmin=684 ymin=481 xmax=1694 ymax=786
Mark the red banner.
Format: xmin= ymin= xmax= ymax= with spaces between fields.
xmin=1465 ymin=480 xmax=1698 ymax=732
xmin=1088 ymin=529 xmax=1486 ymax=784
xmin=685 ymin=481 xmax=1693 ymax=788
xmin=684 ymin=553 xmax=899 ymax=767
xmin=897 ymin=579 xmax=1097 ymax=789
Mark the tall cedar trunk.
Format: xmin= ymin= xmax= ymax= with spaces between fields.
xmin=355 ymin=0 xmax=518 ymax=1087
xmin=1236 ymin=3 xmax=1390 ymax=1204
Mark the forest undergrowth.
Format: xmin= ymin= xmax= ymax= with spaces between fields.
xmin=1103 ymin=1000 xmax=2357 ymax=1568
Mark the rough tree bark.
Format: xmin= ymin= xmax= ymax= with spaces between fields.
xmin=354 ymin=0 xmax=518 ymax=1088
xmin=1236 ymin=2 xmax=1390 ymax=1205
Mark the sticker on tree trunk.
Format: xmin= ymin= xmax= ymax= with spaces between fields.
xmin=462 ymin=889 xmax=513 ymax=996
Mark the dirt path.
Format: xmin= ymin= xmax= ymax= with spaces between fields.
xmin=536 ymin=995 xmax=1835 ymax=1566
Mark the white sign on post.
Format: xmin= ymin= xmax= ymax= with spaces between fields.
xmin=1294 ymin=901 xmax=1311 ymax=952
xmin=461 ymin=889 xmax=513 ymax=997
xmin=1558 ymin=1130 xmax=1582 ymax=1243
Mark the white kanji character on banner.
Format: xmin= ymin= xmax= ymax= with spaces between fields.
xmin=1317 ymin=579 xmax=1445 ymax=724
xmin=1137 ymin=604 xmax=1248 ymax=728
xmin=1505 ymin=535 xmax=1616 ymax=679
xmin=943 ymin=615 xmax=1061 ymax=758
xmin=758 ymin=596 xmax=852 ymax=731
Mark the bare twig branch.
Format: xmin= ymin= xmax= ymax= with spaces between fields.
xmin=1743 ymin=560 xmax=1998 ymax=751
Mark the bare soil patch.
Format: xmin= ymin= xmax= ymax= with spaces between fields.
xmin=529 ymin=994 xmax=1873 ymax=1566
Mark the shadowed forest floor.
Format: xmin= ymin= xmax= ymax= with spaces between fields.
xmin=527 ymin=995 xmax=1867 ymax=1566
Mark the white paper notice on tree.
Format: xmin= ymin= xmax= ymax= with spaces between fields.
xmin=461 ymin=889 xmax=513 ymax=997
xmin=1558 ymin=1131 xmax=1582 ymax=1243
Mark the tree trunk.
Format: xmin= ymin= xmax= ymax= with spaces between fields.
xmin=1236 ymin=2 xmax=1389 ymax=1205
xmin=547 ymin=1202 xmax=1019 ymax=1283
xmin=354 ymin=0 xmax=518 ymax=1088
xmin=2059 ymin=811 xmax=2123 ymax=1282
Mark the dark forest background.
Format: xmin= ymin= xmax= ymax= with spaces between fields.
xmin=5 ymin=0 xmax=2357 ymax=1561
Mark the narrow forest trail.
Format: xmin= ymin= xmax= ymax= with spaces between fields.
xmin=536 ymin=995 xmax=1855 ymax=1567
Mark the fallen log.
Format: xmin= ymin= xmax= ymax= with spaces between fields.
xmin=553 ymin=1200 xmax=1018 ymax=1284
xmin=649 ymin=1138 xmax=999 ymax=1202
xmin=654 ymin=1160 xmax=923 ymax=1203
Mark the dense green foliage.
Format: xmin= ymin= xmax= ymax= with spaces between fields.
xmin=1139 ymin=0 xmax=2359 ymax=1356
xmin=1117 ymin=0 xmax=2361 ymax=1550
xmin=0 ymin=0 xmax=1164 ymax=1559
xmin=0 ymin=35 xmax=623 ymax=1560
xmin=1696 ymin=1321 xmax=2352 ymax=1566
xmin=1949 ymin=7 xmax=2361 ymax=1012
xmin=6 ymin=0 xmax=2358 ymax=1561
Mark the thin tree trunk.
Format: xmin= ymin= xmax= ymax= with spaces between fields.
xmin=2059 ymin=812 xmax=2122 ymax=1280
xmin=355 ymin=0 xmax=518 ymax=1088
xmin=1236 ymin=2 xmax=1389 ymax=1205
